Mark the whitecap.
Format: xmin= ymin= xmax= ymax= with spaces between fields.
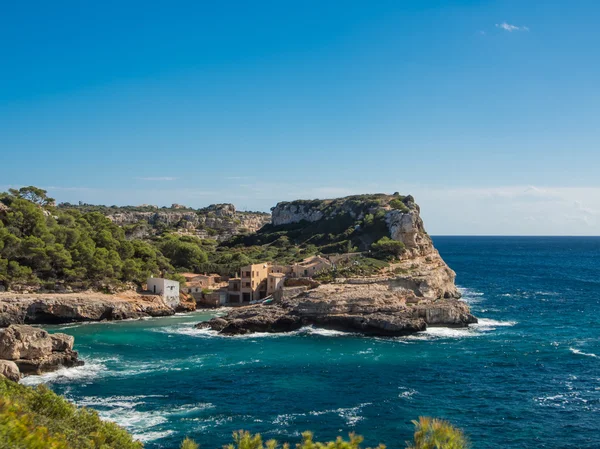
xmin=470 ymin=318 xmax=517 ymax=331
xmin=570 ymin=348 xmax=598 ymax=358
xmin=134 ymin=430 xmax=175 ymax=443
xmin=398 ymin=388 xmax=418 ymax=399
xmin=309 ymin=403 xmax=371 ymax=427
xmin=294 ymin=326 xmax=356 ymax=337
xmin=20 ymin=358 xmax=110 ymax=386
xmin=419 ymin=327 xmax=478 ymax=339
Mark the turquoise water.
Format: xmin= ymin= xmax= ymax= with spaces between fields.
xmin=23 ymin=237 xmax=600 ymax=449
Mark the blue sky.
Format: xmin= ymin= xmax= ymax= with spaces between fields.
xmin=1 ymin=1 xmax=599 ymax=235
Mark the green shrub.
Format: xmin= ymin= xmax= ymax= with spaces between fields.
xmin=371 ymin=237 xmax=406 ymax=259
xmin=389 ymin=199 xmax=409 ymax=213
xmin=180 ymin=437 xmax=199 ymax=449
xmin=0 ymin=377 xmax=142 ymax=449
xmin=407 ymin=417 xmax=469 ymax=449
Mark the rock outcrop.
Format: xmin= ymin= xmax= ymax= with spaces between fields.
xmin=197 ymin=279 xmax=476 ymax=336
xmin=0 ymin=292 xmax=178 ymax=327
xmin=0 ymin=325 xmax=83 ymax=376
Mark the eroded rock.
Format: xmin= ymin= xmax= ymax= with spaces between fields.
xmin=0 ymin=324 xmax=83 ymax=376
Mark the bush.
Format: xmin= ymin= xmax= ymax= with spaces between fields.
xmin=389 ymin=199 xmax=409 ymax=213
xmin=407 ymin=417 xmax=469 ymax=449
xmin=371 ymin=237 xmax=406 ymax=259
xmin=0 ymin=377 xmax=142 ymax=449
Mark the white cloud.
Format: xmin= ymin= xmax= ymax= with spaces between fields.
xmin=496 ymin=22 xmax=529 ymax=32
xmin=136 ymin=177 xmax=178 ymax=181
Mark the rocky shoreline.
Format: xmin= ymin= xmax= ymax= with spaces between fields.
xmin=0 ymin=324 xmax=83 ymax=380
xmin=198 ymin=258 xmax=477 ymax=337
xmin=0 ymin=291 xmax=184 ymax=327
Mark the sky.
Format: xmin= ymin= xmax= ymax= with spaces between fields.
xmin=1 ymin=0 xmax=599 ymax=235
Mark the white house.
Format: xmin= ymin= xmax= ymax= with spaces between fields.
xmin=147 ymin=277 xmax=180 ymax=309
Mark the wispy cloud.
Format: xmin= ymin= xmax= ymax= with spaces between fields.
xmin=136 ymin=177 xmax=178 ymax=181
xmin=496 ymin=22 xmax=529 ymax=32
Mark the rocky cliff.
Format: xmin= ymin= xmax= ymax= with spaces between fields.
xmin=107 ymin=203 xmax=270 ymax=240
xmin=199 ymin=193 xmax=476 ymax=336
xmin=0 ymin=324 xmax=83 ymax=377
xmin=271 ymin=194 xmax=428 ymax=252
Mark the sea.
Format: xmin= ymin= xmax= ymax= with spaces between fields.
xmin=22 ymin=237 xmax=600 ymax=449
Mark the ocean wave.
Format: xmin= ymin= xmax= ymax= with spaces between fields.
xmin=134 ymin=430 xmax=175 ymax=443
xmin=156 ymin=324 xmax=356 ymax=339
xmin=309 ymin=403 xmax=371 ymax=426
xmin=457 ymin=287 xmax=485 ymax=304
xmin=74 ymin=394 xmax=214 ymax=443
xmin=398 ymin=388 xmax=418 ymax=399
xmin=570 ymin=348 xmax=598 ymax=358
xmin=470 ymin=318 xmax=517 ymax=331
xmin=402 ymin=318 xmax=516 ymax=341
xmin=417 ymin=327 xmax=479 ymax=339
xmin=293 ymin=327 xmax=355 ymax=337
xmin=20 ymin=358 xmax=111 ymax=386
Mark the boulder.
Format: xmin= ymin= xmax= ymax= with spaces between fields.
xmin=50 ymin=333 xmax=74 ymax=352
xmin=0 ymin=360 xmax=20 ymax=382
xmin=0 ymin=325 xmax=52 ymax=360
xmin=0 ymin=324 xmax=83 ymax=376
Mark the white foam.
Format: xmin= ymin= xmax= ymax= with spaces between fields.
xmin=134 ymin=430 xmax=175 ymax=443
xmin=294 ymin=326 xmax=355 ymax=337
xmin=20 ymin=359 xmax=109 ymax=386
xmin=420 ymin=327 xmax=478 ymax=338
xmin=157 ymin=324 xmax=356 ymax=340
xmin=470 ymin=318 xmax=517 ymax=331
xmin=398 ymin=389 xmax=418 ymax=399
xmin=570 ymin=348 xmax=598 ymax=358
xmin=309 ymin=403 xmax=371 ymax=427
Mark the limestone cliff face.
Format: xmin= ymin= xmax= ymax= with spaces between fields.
xmin=107 ymin=204 xmax=270 ymax=240
xmin=271 ymin=194 xmax=431 ymax=255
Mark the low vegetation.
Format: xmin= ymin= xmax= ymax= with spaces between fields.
xmin=0 ymin=376 xmax=142 ymax=449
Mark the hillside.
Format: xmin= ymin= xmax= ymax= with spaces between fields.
xmin=224 ymin=193 xmax=430 ymax=261
xmin=59 ymin=202 xmax=270 ymax=241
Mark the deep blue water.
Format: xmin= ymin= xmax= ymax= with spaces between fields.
xmin=23 ymin=237 xmax=600 ymax=449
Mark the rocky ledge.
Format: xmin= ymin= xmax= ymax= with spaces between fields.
xmin=0 ymin=292 xmax=179 ymax=327
xmin=0 ymin=324 xmax=83 ymax=378
xmin=198 ymin=269 xmax=477 ymax=337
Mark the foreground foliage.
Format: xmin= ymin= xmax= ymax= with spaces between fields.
xmin=0 ymin=377 xmax=142 ymax=449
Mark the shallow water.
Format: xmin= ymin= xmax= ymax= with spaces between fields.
xmin=25 ymin=237 xmax=600 ymax=448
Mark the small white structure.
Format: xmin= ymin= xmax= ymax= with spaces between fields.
xmin=147 ymin=277 xmax=180 ymax=309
